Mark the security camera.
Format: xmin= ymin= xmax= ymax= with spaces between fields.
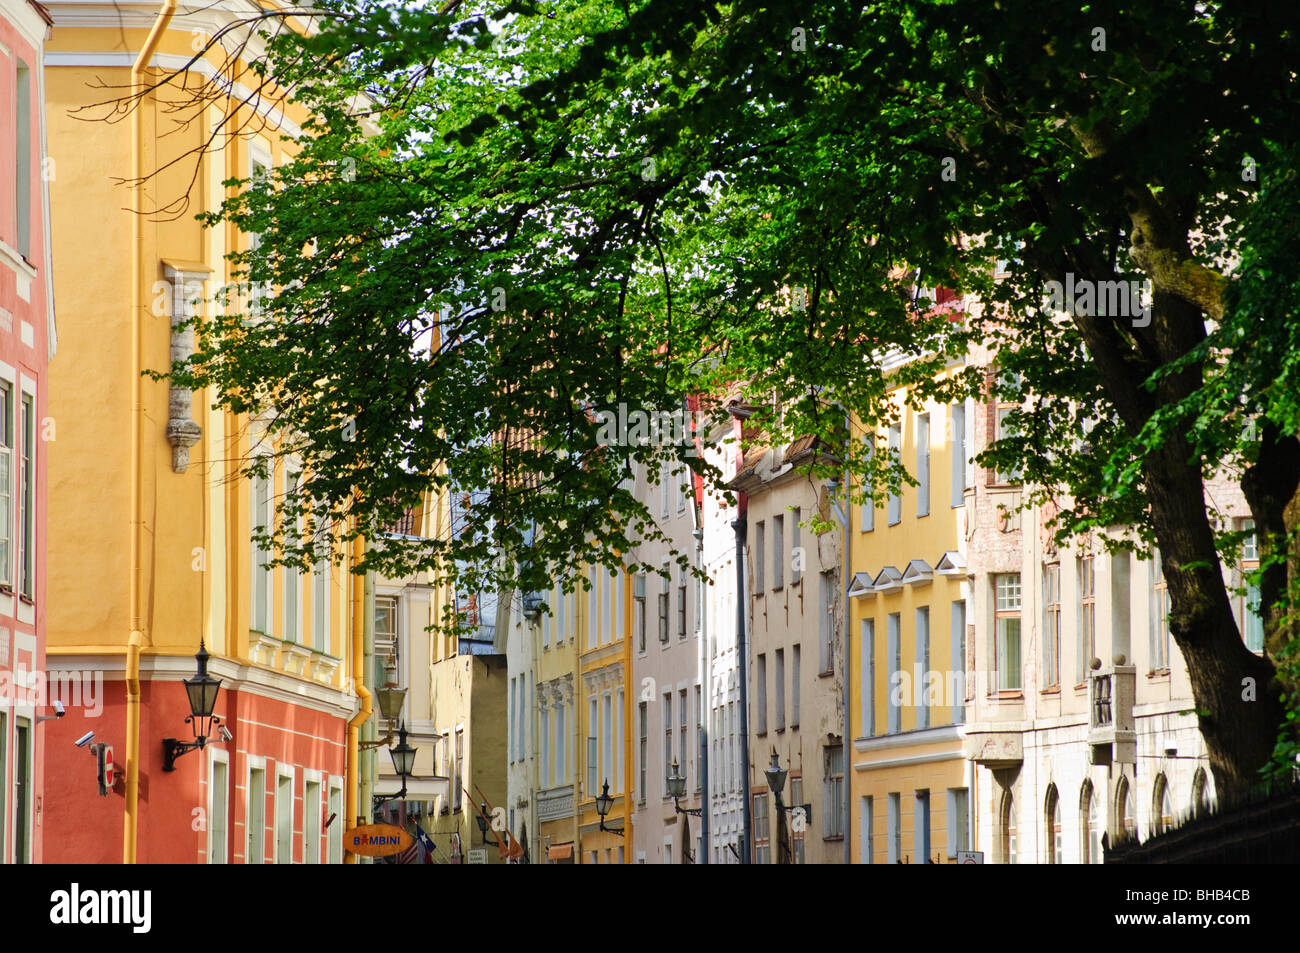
xmin=219 ymin=725 xmax=233 ymax=742
xmin=54 ymin=700 xmax=66 ymax=717
xmin=75 ymin=731 xmax=95 ymax=748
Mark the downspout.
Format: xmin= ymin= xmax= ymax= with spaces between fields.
xmin=731 ymin=412 xmax=752 ymax=862
xmin=124 ymin=0 xmax=177 ymax=865
xmin=839 ymin=421 xmax=853 ymax=865
xmin=345 ymin=532 xmax=372 ymax=862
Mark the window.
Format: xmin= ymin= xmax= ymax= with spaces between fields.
xmin=662 ymin=692 xmax=672 ymax=796
xmin=247 ymin=765 xmax=266 ymax=863
xmin=886 ymin=613 xmax=901 ymax=733
xmin=1235 ymin=520 xmax=1264 ymax=652
xmin=454 ymin=728 xmax=464 ymax=812
xmin=791 ymin=507 xmax=802 ymax=584
xmin=995 ymin=574 xmax=1022 ymax=691
xmin=1115 ymin=777 xmax=1136 ymax=841
xmin=914 ymin=789 xmax=931 ymax=863
xmin=284 ymin=473 xmax=302 ymax=643
xmin=0 ymin=383 xmax=11 ymax=588
xmin=791 ymin=776 xmax=805 ymax=863
xmin=634 ymin=575 xmax=646 ymax=652
xmin=312 ymin=541 xmax=329 ymax=652
xmin=950 ymin=600 xmax=967 ymax=723
xmin=887 ymin=424 xmax=901 ymax=525
xmin=775 ymin=648 xmax=786 ymax=731
xmin=1077 ymin=556 xmax=1095 ymax=683
xmin=1192 ymin=768 xmax=1210 ymax=820
xmin=588 ymin=697 xmax=599 ymax=796
xmin=694 ymin=686 xmax=702 ymax=792
xmin=994 ymin=407 xmax=1022 ymax=484
xmin=540 ymin=706 xmax=550 ymax=786
xmin=301 ymin=777 xmax=321 ymax=864
xmin=753 ymin=793 xmax=770 ymax=864
xmin=1151 ymin=549 xmax=1172 ymax=668
xmin=1045 ymin=785 xmax=1062 ymax=864
xmin=209 ymin=755 xmax=229 ymax=864
xmin=773 ymin=515 xmax=785 ymax=589
xmin=916 ymin=606 xmax=930 ymax=729
xmin=617 ymin=688 xmax=625 ymax=792
xmin=1081 ymin=782 xmax=1101 ymax=864
xmin=375 ymin=596 xmax=399 ymax=713
xmin=274 ymin=770 xmax=294 ymax=864
xmin=678 ymin=688 xmax=688 ymax=772
xmin=999 ymin=790 xmax=1016 ymax=864
xmin=950 ymin=403 xmax=967 ymax=507
xmin=824 ymin=745 xmax=844 ymax=838
xmin=1153 ymin=774 xmax=1173 ymax=836
xmin=1043 ymin=564 xmax=1061 ymax=688
xmin=860 ymin=620 xmax=875 ymax=736
xmin=14 ymin=720 xmax=29 ymax=863
xmin=860 ymin=434 xmax=875 ymax=532
xmin=916 ymin=412 xmax=930 ymax=517
xmin=819 ymin=571 xmax=835 ymax=674
xmin=757 ymin=653 xmax=769 ymax=735
xmin=638 ymin=702 xmax=647 ymax=803
xmin=887 ymin=793 xmax=901 ymax=863
xmin=859 ymin=796 xmax=873 ymax=864
xmin=754 ymin=521 xmax=765 ymax=592
xmin=15 ymin=63 xmax=31 ymax=258
xmin=658 ymin=576 xmax=669 ymax=644
xmin=327 ymin=781 xmax=343 ymax=863
xmin=677 ymin=567 xmax=687 ymax=639
xmin=791 ymin=644 xmax=801 ymax=727
xmin=602 ymin=693 xmax=612 ymax=791
xmin=555 ymin=702 xmax=566 ymax=782
xmin=947 ymin=788 xmax=969 ymax=858
xmin=18 ymin=395 xmax=33 ymax=600
xmin=250 ymin=471 xmax=272 ymax=635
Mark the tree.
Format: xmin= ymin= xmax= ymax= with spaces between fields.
xmin=149 ymin=0 xmax=1300 ymax=796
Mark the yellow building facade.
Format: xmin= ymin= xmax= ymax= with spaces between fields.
xmin=40 ymin=2 xmax=359 ymax=863
xmin=848 ymin=364 xmax=976 ymax=863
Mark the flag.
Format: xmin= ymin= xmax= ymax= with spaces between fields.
xmin=416 ymin=826 xmax=437 ymax=864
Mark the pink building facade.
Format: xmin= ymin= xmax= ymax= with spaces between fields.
xmin=0 ymin=0 xmax=55 ymax=866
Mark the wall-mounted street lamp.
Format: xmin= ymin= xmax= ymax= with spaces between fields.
xmin=764 ymin=749 xmax=811 ymax=826
xmin=666 ymin=760 xmax=703 ymax=817
xmin=521 ymin=591 xmax=544 ymax=623
xmin=162 ymin=640 xmax=224 ymax=772
xmin=362 ymin=655 xmax=406 ymax=750
xmin=475 ymin=801 xmax=490 ymax=843
xmin=373 ymin=723 xmax=418 ymax=807
xmin=594 ymin=780 xmax=625 ymax=836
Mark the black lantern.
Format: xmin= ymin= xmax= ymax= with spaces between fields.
xmin=389 ymin=723 xmax=417 ymax=779
xmin=595 ymin=779 xmax=624 ymax=836
xmin=163 ymin=639 xmax=225 ymax=772
xmin=667 ymin=759 xmax=703 ymax=817
xmin=475 ymin=801 xmax=490 ymax=843
xmin=765 ymin=750 xmax=788 ymax=800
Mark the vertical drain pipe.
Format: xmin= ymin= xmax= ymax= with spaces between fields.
xmin=346 ymin=531 xmax=372 ymax=861
xmin=125 ymin=0 xmax=177 ymax=865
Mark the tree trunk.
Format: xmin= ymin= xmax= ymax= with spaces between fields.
xmin=1144 ymin=417 xmax=1283 ymax=800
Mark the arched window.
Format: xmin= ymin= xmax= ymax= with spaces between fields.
xmin=1152 ymin=774 xmax=1173 ymax=836
xmin=1044 ymin=784 xmax=1062 ymax=864
xmin=1191 ymin=768 xmax=1211 ymax=819
xmin=1115 ymin=777 xmax=1136 ymax=843
xmin=999 ymin=789 xmax=1017 ymax=864
xmin=1080 ymin=781 xmax=1102 ymax=864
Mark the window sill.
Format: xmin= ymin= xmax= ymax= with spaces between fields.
xmin=776 ymin=726 xmax=786 ymax=734
xmin=818 ymin=670 xmax=834 ymax=679
xmin=1040 ymin=686 xmax=1061 ymax=696
xmin=18 ymin=594 xmax=33 ymax=606
xmin=823 ymin=835 xmax=845 ymax=843
xmin=1147 ymin=668 xmax=1171 ymax=679
xmin=1073 ymin=682 xmax=1088 ymax=692
xmin=0 ymin=584 xmax=12 ymax=595
xmin=993 ymin=690 xmax=1023 ymax=700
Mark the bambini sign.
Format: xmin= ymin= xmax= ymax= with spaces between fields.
xmin=343 ymin=823 xmax=414 ymax=857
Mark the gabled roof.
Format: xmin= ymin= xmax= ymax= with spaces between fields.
xmin=847 ymin=571 xmax=877 ymax=599
xmin=872 ymin=565 xmax=903 ymax=593
xmin=935 ymin=551 xmax=968 ymax=576
xmin=902 ymin=558 xmax=933 ymax=586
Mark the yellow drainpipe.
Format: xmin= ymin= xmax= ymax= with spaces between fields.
xmin=124 ymin=0 xmax=177 ymax=866
xmin=346 ymin=530 xmax=372 ymax=862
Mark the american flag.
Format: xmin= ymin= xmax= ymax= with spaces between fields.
xmin=394 ymin=831 xmax=420 ymax=865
